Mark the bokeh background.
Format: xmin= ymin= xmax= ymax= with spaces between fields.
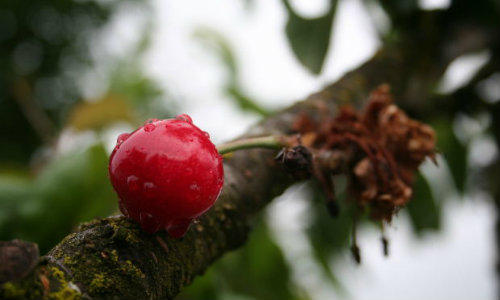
xmin=1 ymin=0 xmax=499 ymax=299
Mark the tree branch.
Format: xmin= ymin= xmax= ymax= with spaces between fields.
xmin=0 ymin=38 xmax=474 ymax=299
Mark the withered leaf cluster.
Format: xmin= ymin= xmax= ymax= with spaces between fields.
xmin=293 ymin=85 xmax=436 ymax=221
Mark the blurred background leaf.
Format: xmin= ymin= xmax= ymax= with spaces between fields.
xmin=431 ymin=118 xmax=468 ymax=193
xmin=282 ymin=0 xmax=337 ymax=74
xmin=406 ymin=172 xmax=441 ymax=235
xmin=0 ymin=0 xmax=116 ymax=166
xmin=306 ymin=180 xmax=350 ymax=292
xmin=193 ymin=28 xmax=270 ymax=117
xmin=67 ymin=95 xmax=134 ymax=131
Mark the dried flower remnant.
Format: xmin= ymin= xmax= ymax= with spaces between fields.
xmin=293 ymin=85 xmax=436 ymax=222
xmin=274 ymin=145 xmax=313 ymax=180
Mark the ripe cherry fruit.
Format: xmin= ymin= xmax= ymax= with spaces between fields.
xmin=109 ymin=114 xmax=224 ymax=238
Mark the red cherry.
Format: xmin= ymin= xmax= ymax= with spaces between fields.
xmin=109 ymin=115 xmax=224 ymax=238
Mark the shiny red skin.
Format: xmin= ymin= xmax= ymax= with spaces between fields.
xmin=108 ymin=116 xmax=224 ymax=238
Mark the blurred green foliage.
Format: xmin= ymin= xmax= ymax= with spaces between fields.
xmin=0 ymin=144 xmax=116 ymax=253
xmin=0 ymin=0 xmax=114 ymax=165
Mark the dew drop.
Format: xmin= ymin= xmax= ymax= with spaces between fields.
xmin=118 ymin=200 xmax=130 ymax=217
xmin=127 ymin=175 xmax=140 ymax=192
xmin=144 ymin=123 xmax=156 ymax=132
xmin=116 ymin=133 xmax=130 ymax=147
xmin=143 ymin=182 xmax=156 ymax=198
xmin=166 ymin=218 xmax=191 ymax=238
xmin=202 ymin=131 xmax=210 ymax=139
xmin=175 ymin=114 xmax=193 ymax=124
xmin=139 ymin=212 xmax=161 ymax=233
xmin=144 ymin=118 xmax=159 ymax=125
xmin=189 ymin=183 xmax=200 ymax=191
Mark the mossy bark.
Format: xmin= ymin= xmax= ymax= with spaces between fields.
xmin=0 ymin=39 xmax=467 ymax=299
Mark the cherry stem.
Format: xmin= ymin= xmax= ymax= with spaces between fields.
xmin=217 ymin=135 xmax=285 ymax=155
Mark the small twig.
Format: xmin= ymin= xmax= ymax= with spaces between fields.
xmin=217 ymin=135 xmax=287 ymax=155
xmin=381 ymin=222 xmax=389 ymax=257
xmin=11 ymin=78 xmax=56 ymax=143
xmin=351 ymin=215 xmax=361 ymax=264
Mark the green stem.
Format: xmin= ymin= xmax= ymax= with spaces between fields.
xmin=217 ymin=136 xmax=285 ymax=155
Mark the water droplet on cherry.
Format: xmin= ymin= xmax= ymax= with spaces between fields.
xmin=203 ymin=131 xmax=210 ymax=139
xmin=166 ymin=218 xmax=191 ymax=238
xmin=175 ymin=114 xmax=193 ymax=124
xmin=118 ymin=200 xmax=130 ymax=217
xmin=139 ymin=212 xmax=161 ymax=233
xmin=116 ymin=133 xmax=130 ymax=147
xmin=144 ymin=123 xmax=156 ymax=132
xmin=143 ymin=182 xmax=156 ymax=198
xmin=127 ymin=175 xmax=140 ymax=192
xmin=144 ymin=118 xmax=159 ymax=125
